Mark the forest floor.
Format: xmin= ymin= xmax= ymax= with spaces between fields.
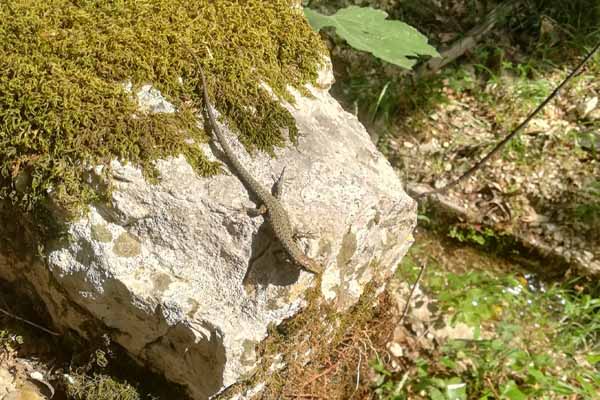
xmin=311 ymin=0 xmax=600 ymax=277
xmin=249 ymin=228 xmax=600 ymax=399
xmin=279 ymin=0 xmax=600 ymax=398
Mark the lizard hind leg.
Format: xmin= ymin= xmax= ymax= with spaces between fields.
xmin=247 ymin=204 xmax=268 ymax=217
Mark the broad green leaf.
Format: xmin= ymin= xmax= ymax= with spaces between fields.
xmin=428 ymin=386 xmax=445 ymax=400
xmin=500 ymin=381 xmax=527 ymax=400
xmin=446 ymin=379 xmax=467 ymax=400
xmin=304 ymin=6 xmax=438 ymax=69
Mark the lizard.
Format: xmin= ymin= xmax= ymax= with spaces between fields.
xmin=195 ymin=64 xmax=323 ymax=275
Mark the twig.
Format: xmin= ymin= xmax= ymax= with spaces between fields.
xmin=359 ymin=332 xmax=379 ymax=360
xmin=485 ymin=377 xmax=501 ymax=398
xmin=288 ymin=394 xmax=322 ymax=399
xmin=396 ymin=371 xmax=409 ymax=394
xmin=399 ymin=261 xmax=427 ymax=323
xmin=0 ymin=306 xmax=60 ymax=336
xmin=350 ymin=351 xmax=362 ymax=399
xmin=301 ymin=361 xmax=338 ymax=388
xmin=417 ymin=0 xmax=523 ymax=77
xmin=418 ymin=40 xmax=600 ymax=199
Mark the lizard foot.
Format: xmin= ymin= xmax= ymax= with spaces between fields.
xmin=293 ymin=230 xmax=318 ymax=240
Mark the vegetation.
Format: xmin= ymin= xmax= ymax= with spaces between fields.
xmin=0 ymin=0 xmax=325 ymax=223
xmin=301 ymin=1 xmax=600 ymax=398
xmin=0 ymin=328 xmax=23 ymax=357
xmin=304 ymin=6 xmax=439 ymax=68
xmin=66 ymin=373 xmax=142 ymax=400
xmin=448 ymin=225 xmax=499 ymax=248
xmin=1 ymin=1 xmax=600 ymax=399
xmin=371 ymin=247 xmax=600 ymax=399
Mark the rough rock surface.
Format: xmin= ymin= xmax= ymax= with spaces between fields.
xmin=0 ymin=65 xmax=416 ymax=399
xmin=0 ymin=360 xmax=49 ymax=400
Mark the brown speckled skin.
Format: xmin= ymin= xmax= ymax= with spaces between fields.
xmin=198 ymin=67 xmax=322 ymax=274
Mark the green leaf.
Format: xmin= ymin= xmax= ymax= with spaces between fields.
xmin=428 ymin=386 xmax=445 ymax=400
xmin=371 ymin=358 xmax=392 ymax=376
xmin=586 ymin=353 xmax=600 ymax=365
xmin=303 ymin=6 xmax=438 ymax=69
xmin=441 ymin=356 xmax=458 ymax=370
xmin=446 ymin=379 xmax=467 ymax=400
xmin=501 ymin=380 xmax=527 ymax=400
xmin=527 ymin=367 xmax=548 ymax=385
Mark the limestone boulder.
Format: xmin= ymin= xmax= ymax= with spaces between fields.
xmin=0 ymin=64 xmax=416 ymax=399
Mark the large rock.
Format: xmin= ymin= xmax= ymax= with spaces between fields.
xmin=0 ymin=65 xmax=416 ymax=399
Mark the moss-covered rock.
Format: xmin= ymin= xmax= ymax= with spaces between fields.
xmin=0 ymin=0 xmax=325 ymax=224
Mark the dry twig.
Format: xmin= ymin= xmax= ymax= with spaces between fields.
xmin=0 ymin=306 xmax=59 ymax=336
xmin=400 ymin=261 xmax=427 ymax=323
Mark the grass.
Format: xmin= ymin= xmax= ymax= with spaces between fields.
xmin=371 ymin=253 xmax=600 ymax=399
xmin=0 ymin=308 xmax=184 ymax=400
xmin=0 ymin=328 xmax=23 ymax=357
xmin=65 ymin=373 xmax=143 ymax=400
xmin=252 ymin=2 xmax=600 ymax=398
xmin=519 ymin=0 xmax=600 ymax=55
xmin=571 ymin=180 xmax=600 ymax=232
xmin=233 ymin=281 xmax=390 ymax=399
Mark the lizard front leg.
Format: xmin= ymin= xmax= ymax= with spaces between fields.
xmin=272 ymin=167 xmax=286 ymax=199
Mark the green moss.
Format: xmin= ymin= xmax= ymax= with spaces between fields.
xmin=0 ymin=1 xmax=325 ymax=226
xmin=66 ymin=373 xmax=141 ymax=400
xmin=219 ymin=278 xmax=385 ymax=399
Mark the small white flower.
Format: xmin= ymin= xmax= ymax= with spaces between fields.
xmin=506 ymin=286 xmax=522 ymax=295
xmin=447 ymin=383 xmax=466 ymax=390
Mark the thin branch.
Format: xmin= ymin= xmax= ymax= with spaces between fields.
xmin=0 ymin=306 xmax=60 ymax=336
xmin=399 ymin=261 xmax=427 ymax=323
xmin=417 ymin=0 xmax=523 ymax=77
